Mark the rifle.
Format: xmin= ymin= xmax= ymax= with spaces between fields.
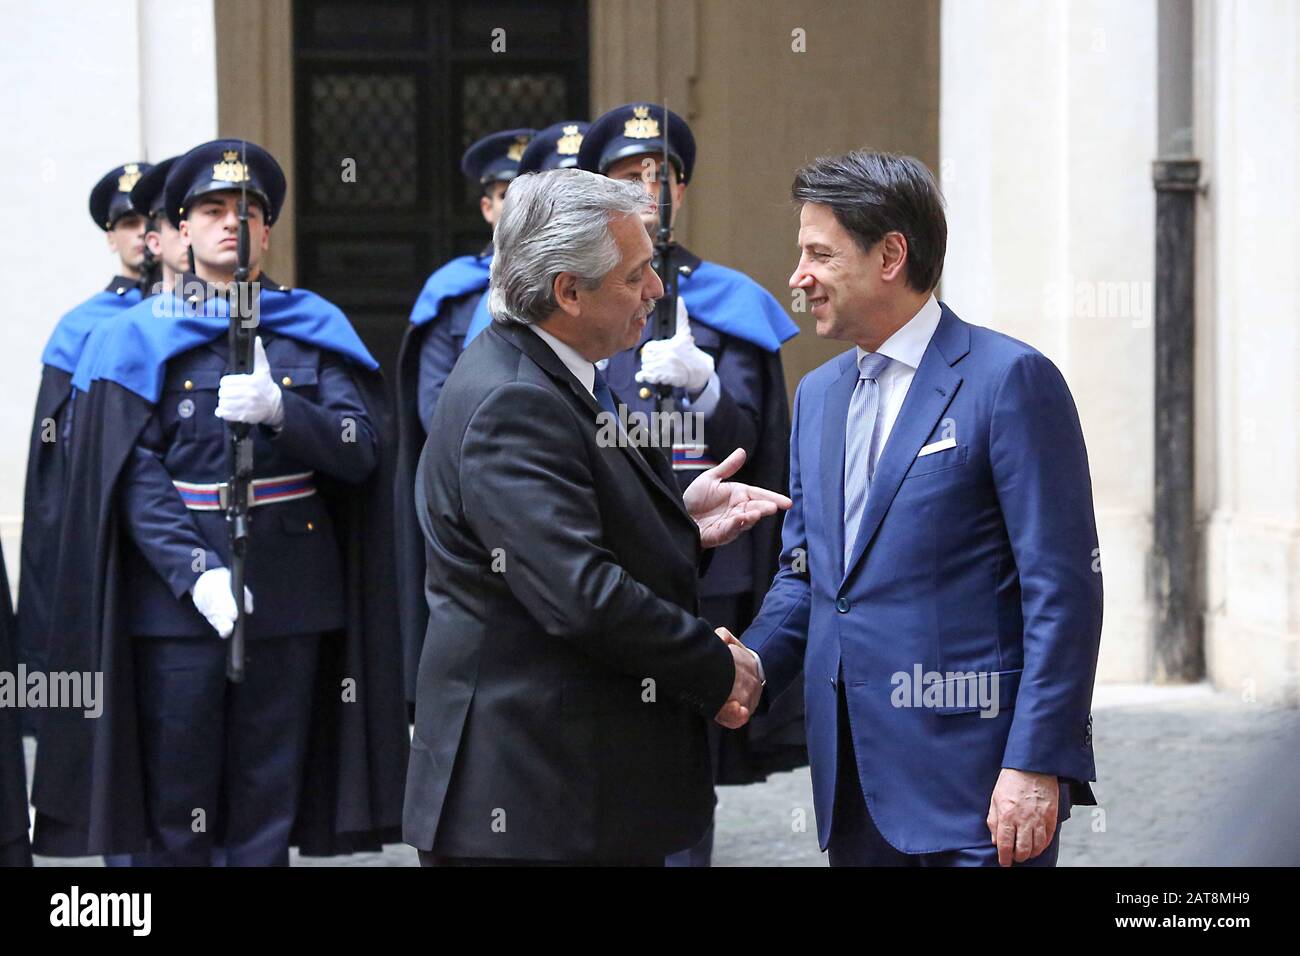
xmin=225 ymin=141 xmax=254 ymax=683
xmin=649 ymin=101 xmax=679 ymax=416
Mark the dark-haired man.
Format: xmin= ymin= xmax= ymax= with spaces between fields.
xmin=741 ymin=149 xmax=1103 ymax=867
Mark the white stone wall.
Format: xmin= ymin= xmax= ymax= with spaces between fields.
xmin=0 ymin=0 xmax=217 ymax=589
xmin=1202 ymin=0 xmax=1299 ymax=706
xmin=940 ymin=0 xmax=1158 ymax=683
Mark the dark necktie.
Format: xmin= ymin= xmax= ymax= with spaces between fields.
xmin=592 ymin=368 xmax=617 ymax=417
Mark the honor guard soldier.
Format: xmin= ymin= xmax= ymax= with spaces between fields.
xmin=30 ymin=139 xmax=407 ymax=865
xmin=16 ymin=161 xmax=152 ymax=715
xmin=0 ymin=542 xmax=31 ymax=866
xmin=579 ymin=103 xmax=807 ymax=865
xmin=131 ymin=156 xmax=190 ymax=295
xmin=394 ymin=127 xmax=533 ymax=706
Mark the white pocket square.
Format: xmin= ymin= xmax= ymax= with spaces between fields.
xmin=917 ymin=437 xmax=957 ymax=458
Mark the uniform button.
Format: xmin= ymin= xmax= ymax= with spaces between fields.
xmin=829 ymin=675 xmax=836 ymax=689
xmin=835 ymin=597 xmax=850 ymax=613
xmin=306 ymin=521 xmax=314 ymax=531
xmin=638 ymin=386 xmax=652 ymax=400
xmin=183 ymin=380 xmax=194 ymax=391
xmin=282 ymin=376 xmax=293 ymax=387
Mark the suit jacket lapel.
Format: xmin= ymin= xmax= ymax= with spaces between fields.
xmin=842 ymin=308 xmax=967 ymax=584
xmin=819 ymin=352 xmax=859 ymax=578
xmin=492 ymin=322 xmax=693 ymax=525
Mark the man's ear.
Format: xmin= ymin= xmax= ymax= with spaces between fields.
xmin=145 ymin=232 xmax=162 ymax=256
xmin=179 ymin=219 xmax=191 ymax=243
xmin=480 ymin=194 xmax=493 ymax=224
xmin=880 ymin=232 xmax=909 ymax=283
xmin=260 ymin=224 xmax=271 ymax=252
xmin=553 ymin=272 xmax=582 ymax=318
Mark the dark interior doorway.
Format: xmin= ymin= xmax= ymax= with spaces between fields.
xmin=292 ymin=0 xmax=589 ymax=375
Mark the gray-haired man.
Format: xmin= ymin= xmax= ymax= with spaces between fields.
xmin=402 ymin=169 xmax=788 ymax=865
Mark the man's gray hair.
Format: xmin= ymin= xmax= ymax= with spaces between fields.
xmin=488 ymin=168 xmax=651 ymax=326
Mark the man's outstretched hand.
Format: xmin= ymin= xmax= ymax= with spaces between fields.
xmin=714 ymin=627 xmax=762 ymax=729
xmin=684 ymin=448 xmax=792 ymax=549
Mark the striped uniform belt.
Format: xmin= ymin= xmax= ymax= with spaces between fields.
xmin=172 ymin=471 xmax=317 ymax=511
xmin=672 ymin=444 xmax=718 ymax=471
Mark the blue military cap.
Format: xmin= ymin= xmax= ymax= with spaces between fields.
xmin=577 ymin=103 xmax=696 ymax=184
xmin=164 ymin=138 xmax=287 ymax=228
xmin=89 ymin=162 xmax=153 ymax=230
xmin=129 ymin=156 xmax=179 ymax=219
xmin=516 ymin=121 xmax=590 ymax=176
xmin=460 ymin=129 xmax=536 ymax=187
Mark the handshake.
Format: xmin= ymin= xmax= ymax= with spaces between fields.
xmin=714 ymin=626 xmax=763 ymax=730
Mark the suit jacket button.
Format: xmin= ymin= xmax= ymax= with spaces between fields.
xmin=638 ymin=386 xmax=652 ymax=400
xmin=835 ymin=597 xmax=850 ymax=613
xmin=282 ymin=376 xmax=293 ymax=386
xmin=184 ymin=380 xmax=194 ymax=391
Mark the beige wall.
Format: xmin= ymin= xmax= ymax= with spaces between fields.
xmin=591 ymin=0 xmax=941 ymax=395
xmin=213 ymin=0 xmax=296 ymax=285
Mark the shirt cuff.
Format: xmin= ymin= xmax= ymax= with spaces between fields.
xmin=682 ymin=372 xmax=721 ymax=416
xmin=748 ymin=646 xmax=766 ymax=685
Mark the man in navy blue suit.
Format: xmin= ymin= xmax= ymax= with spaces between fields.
xmin=736 ymin=150 xmax=1103 ymax=867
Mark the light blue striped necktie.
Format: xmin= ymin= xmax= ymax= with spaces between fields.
xmin=843 ymin=351 xmax=892 ymax=570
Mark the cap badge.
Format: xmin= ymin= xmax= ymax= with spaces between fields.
xmin=556 ymin=125 xmax=583 ymax=155
xmin=117 ymin=164 xmax=142 ymax=193
xmin=212 ymin=150 xmax=250 ymax=184
xmin=506 ymin=135 xmax=531 ymax=161
xmin=624 ymin=106 xmax=661 ymax=140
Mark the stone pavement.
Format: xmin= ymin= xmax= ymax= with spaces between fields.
xmin=24 ymin=682 xmax=1298 ymax=866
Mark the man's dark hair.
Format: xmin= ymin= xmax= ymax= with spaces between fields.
xmin=791 ymin=149 xmax=947 ymax=293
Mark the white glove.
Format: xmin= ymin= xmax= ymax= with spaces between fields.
xmin=215 ymin=335 xmax=284 ymax=427
xmin=191 ymin=567 xmax=254 ymax=639
xmin=635 ymin=297 xmax=715 ymax=393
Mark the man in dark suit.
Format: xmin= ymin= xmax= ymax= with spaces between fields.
xmin=403 ymin=168 xmax=788 ymax=865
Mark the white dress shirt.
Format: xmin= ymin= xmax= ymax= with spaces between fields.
xmin=531 ymin=323 xmax=596 ymax=396
xmin=854 ymin=294 xmax=942 ymax=469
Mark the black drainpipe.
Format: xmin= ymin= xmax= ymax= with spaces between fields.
xmin=1152 ymin=0 xmax=1203 ymax=681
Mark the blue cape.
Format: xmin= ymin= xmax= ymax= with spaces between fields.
xmin=678 ymin=261 xmax=800 ymax=353
xmin=409 ymin=254 xmax=491 ymax=326
xmin=41 ymin=288 xmax=143 ymax=375
xmin=73 ymin=284 xmax=379 ymax=402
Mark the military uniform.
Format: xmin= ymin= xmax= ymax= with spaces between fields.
xmin=394 ymin=127 xmax=534 ymax=704
xmin=580 ymin=102 xmax=808 ymax=864
xmin=16 ymin=162 xmax=150 ymax=723
xmin=29 ymin=140 xmax=407 ymax=864
xmin=0 ymin=541 xmax=31 ymax=866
